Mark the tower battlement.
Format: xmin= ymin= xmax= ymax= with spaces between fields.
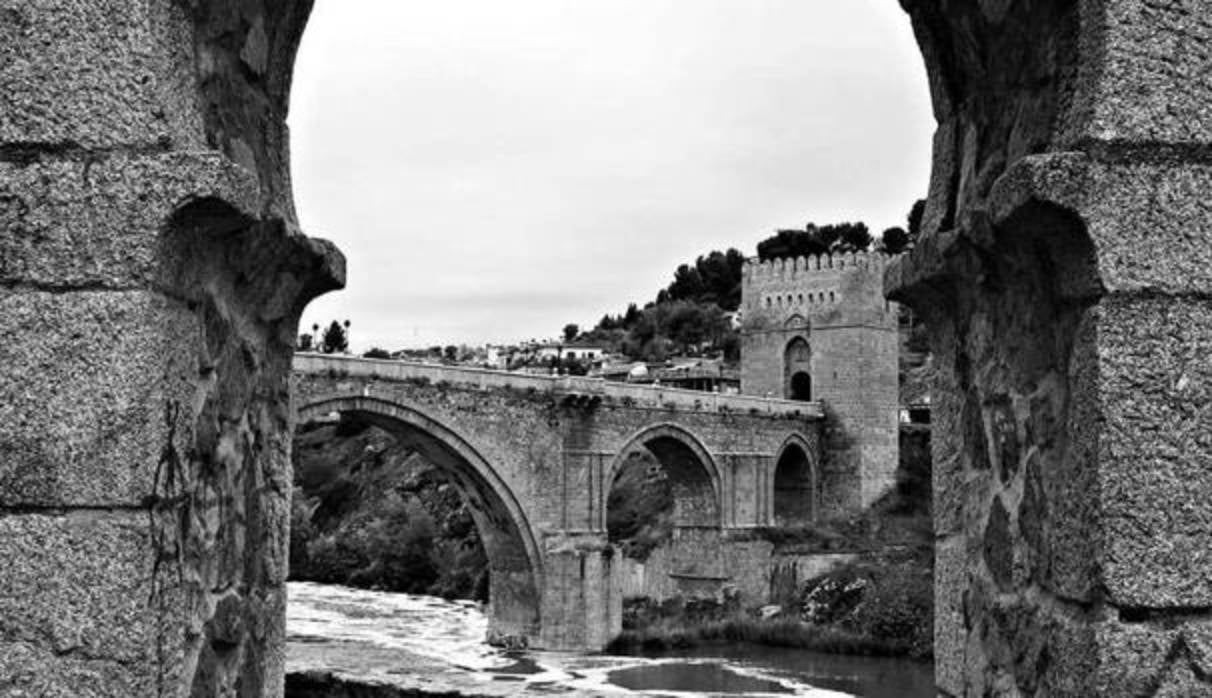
xmin=741 ymin=252 xmax=894 ymax=317
xmin=744 ymin=251 xmax=893 ymax=281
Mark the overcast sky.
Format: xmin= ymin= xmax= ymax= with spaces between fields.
xmin=289 ymin=1 xmax=934 ymax=352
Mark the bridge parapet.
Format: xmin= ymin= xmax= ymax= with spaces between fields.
xmin=294 ymin=353 xmax=822 ymax=419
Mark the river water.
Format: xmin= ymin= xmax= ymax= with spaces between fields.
xmin=286 ymin=582 xmax=934 ymax=697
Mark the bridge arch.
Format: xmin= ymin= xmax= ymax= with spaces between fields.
xmin=297 ymin=394 xmax=543 ymax=647
xmin=773 ymin=433 xmax=818 ymax=525
xmin=605 ymin=423 xmax=723 ymax=529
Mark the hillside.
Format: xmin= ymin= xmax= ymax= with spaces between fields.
xmin=290 ymin=417 xmax=489 ymax=600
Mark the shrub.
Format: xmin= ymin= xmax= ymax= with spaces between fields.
xmin=846 ymin=565 xmax=933 ymax=658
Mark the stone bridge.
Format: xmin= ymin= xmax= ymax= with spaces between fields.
xmin=293 ymin=354 xmax=824 ymax=650
xmin=5 ymin=1 xmax=1212 ymax=695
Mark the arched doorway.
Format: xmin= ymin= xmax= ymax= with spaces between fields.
xmin=784 ymin=337 xmax=812 ymax=401
xmin=789 ymin=371 xmax=812 ymax=401
xmin=605 ymin=425 xmax=723 ymax=602
xmin=296 ymin=396 xmax=542 ymax=648
xmin=773 ymin=438 xmax=816 ymax=526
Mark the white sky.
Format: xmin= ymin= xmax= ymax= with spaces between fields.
xmin=289 ymin=1 xmax=934 ymax=351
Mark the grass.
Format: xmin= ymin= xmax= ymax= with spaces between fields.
xmin=606 ymin=615 xmax=912 ymax=658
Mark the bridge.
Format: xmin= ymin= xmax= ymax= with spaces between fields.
xmin=293 ymin=353 xmax=826 ymax=650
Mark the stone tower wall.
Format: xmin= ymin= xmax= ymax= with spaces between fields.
xmin=740 ymin=252 xmax=899 ymax=513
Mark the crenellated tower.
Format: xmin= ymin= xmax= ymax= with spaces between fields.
xmin=740 ymin=251 xmax=899 ymax=515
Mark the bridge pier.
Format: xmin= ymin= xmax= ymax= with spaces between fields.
xmin=538 ymin=532 xmax=621 ymax=651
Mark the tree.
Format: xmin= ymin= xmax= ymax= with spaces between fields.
xmin=321 ymin=321 xmax=349 ymax=354
xmin=622 ymin=303 xmax=641 ymax=328
xmin=297 ymin=333 xmax=314 ymax=352
xmin=562 ymin=323 xmax=579 ymax=343
xmin=443 ymin=345 xmax=458 ymax=362
xmin=907 ymin=198 xmax=926 ymax=241
xmin=829 ymin=222 xmax=873 ymax=252
xmin=363 ymin=347 xmax=391 ymax=360
xmin=880 ymin=226 xmax=912 ymax=254
xmin=757 ymin=221 xmax=873 ymax=261
xmin=757 ymin=228 xmax=830 ymax=261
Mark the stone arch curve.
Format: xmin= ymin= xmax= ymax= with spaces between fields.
xmin=605 ymin=423 xmax=723 ymax=529
xmin=297 ymin=394 xmax=543 ymax=646
xmin=773 ymin=433 xmax=818 ymax=525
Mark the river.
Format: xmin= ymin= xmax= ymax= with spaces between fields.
xmin=286 ymin=582 xmax=935 ymax=697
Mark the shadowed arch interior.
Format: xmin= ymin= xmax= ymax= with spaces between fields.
xmin=784 ymin=336 xmax=812 ymax=401
xmin=607 ymin=425 xmax=722 ymax=529
xmin=774 ymin=439 xmax=816 ymax=525
xmin=297 ymin=396 xmax=542 ymax=646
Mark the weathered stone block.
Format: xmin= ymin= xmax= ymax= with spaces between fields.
xmin=934 ymin=535 xmax=966 ymax=697
xmin=1082 ymin=0 xmax=1212 ymax=146
xmin=0 ymin=0 xmax=204 ymax=149
xmin=0 ymin=290 xmax=199 ymax=507
xmin=0 ymin=512 xmax=170 ymax=673
xmin=1094 ymin=619 xmax=1182 ymax=697
xmin=0 ymin=641 xmax=154 ymax=698
xmin=0 ymin=152 xmax=259 ymax=289
xmin=990 ymin=154 xmax=1212 ymax=296
xmin=1097 ymin=293 xmax=1212 ymax=607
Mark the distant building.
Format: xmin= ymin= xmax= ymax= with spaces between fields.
xmin=653 ymin=360 xmax=739 ymax=394
xmin=534 ymin=343 xmax=605 ymax=362
xmin=484 ymin=345 xmax=505 ymax=369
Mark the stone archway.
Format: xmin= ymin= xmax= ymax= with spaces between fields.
xmin=5 ymin=2 xmax=1211 ymax=695
xmin=773 ymin=435 xmax=817 ymax=525
xmin=605 ymin=424 xmax=726 ymax=600
xmin=298 ymin=395 xmax=543 ymax=648
xmin=606 ymin=424 xmax=723 ymax=530
xmin=783 ymin=336 xmax=812 ymax=401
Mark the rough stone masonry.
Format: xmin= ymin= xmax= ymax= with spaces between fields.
xmin=1 ymin=0 xmax=1210 ymax=696
xmin=887 ymin=0 xmax=1212 ymax=695
xmin=0 ymin=1 xmax=342 ymax=695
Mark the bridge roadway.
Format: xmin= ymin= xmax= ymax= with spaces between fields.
xmin=292 ymin=353 xmax=825 ymax=651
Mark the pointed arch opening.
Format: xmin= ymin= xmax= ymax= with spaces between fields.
xmin=774 ymin=437 xmax=817 ymax=525
xmin=784 ymin=336 xmax=812 ymax=401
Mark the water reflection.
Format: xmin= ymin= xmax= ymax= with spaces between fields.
xmin=610 ymin=662 xmax=794 ymax=694
xmin=624 ymin=646 xmax=935 ymax=698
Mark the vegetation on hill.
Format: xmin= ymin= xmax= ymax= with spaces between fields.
xmin=579 ymin=249 xmax=746 ymax=363
xmin=290 ymin=417 xmax=488 ymax=600
xmin=576 ymin=201 xmax=925 ymax=363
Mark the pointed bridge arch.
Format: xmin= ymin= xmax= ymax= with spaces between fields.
xmin=296 ymin=394 xmax=543 ymax=647
xmin=605 ymin=423 xmax=723 ymax=529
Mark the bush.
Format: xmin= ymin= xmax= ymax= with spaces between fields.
xmin=847 ymin=565 xmax=933 ymax=658
xmin=290 ymin=419 xmax=492 ymax=599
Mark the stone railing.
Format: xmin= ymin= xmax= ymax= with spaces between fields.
xmin=294 ymin=353 xmax=822 ymax=418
